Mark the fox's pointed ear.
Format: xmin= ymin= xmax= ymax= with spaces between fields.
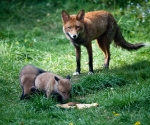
xmin=61 ymin=10 xmax=70 ymax=23
xmin=66 ymin=75 xmax=71 ymax=80
xmin=76 ymin=10 xmax=85 ymax=22
xmin=54 ymin=76 xmax=60 ymax=82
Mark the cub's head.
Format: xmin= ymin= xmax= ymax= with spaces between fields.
xmin=54 ymin=75 xmax=71 ymax=101
xmin=61 ymin=10 xmax=85 ymax=40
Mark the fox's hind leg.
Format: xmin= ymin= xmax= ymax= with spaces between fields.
xmin=86 ymin=43 xmax=93 ymax=74
xmin=97 ymin=18 xmax=116 ymax=69
xmin=20 ymin=92 xmax=25 ymax=100
xmin=97 ymin=34 xmax=111 ymax=68
xmin=20 ymin=86 xmax=25 ymax=100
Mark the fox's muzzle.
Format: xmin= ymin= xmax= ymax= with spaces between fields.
xmin=73 ymin=34 xmax=78 ymax=39
xmin=68 ymin=32 xmax=79 ymax=39
xmin=62 ymin=95 xmax=70 ymax=101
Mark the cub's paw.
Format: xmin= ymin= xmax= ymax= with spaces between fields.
xmin=73 ymin=72 xmax=80 ymax=75
xmin=88 ymin=72 xmax=93 ymax=75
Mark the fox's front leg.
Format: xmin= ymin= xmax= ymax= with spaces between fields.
xmin=46 ymin=89 xmax=53 ymax=98
xmin=73 ymin=45 xmax=81 ymax=75
xmin=86 ymin=43 xmax=93 ymax=74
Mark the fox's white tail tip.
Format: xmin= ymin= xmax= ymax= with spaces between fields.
xmin=143 ymin=43 xmax=150 ymax=47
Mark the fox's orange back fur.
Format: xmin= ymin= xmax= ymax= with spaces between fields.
xmin=62 ymin=10 xmax=145 ymax=74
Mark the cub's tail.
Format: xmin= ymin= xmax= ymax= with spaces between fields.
xmin=114 ymin=26 xmax=146 ymax=50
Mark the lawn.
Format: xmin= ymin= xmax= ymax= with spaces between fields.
xmin=0 ymin=0 xmax=150 ymax=125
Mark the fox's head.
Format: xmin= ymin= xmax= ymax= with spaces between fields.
xmin=61 ymin=10 xmax=85 ymax=40
xmin=54 ymin=75 xmax=71 ymax=101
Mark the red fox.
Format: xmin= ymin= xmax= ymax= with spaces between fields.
xmin=19 ymin=65 xmax=45 ymax=100
xmin=35 ymin=72 xmax=71 ymax=101
xmin=61 ymin=10 xmax=146 ymax=75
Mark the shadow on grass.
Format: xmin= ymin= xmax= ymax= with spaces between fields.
xmin=72 ymin=60 xmax=150 ymax=96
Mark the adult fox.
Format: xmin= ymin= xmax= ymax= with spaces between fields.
xmin=61 ymin=10 xmax=146 ymax=75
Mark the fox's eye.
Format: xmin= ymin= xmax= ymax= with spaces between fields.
xmin=76 ymin=26 xmax=80 ymax=29
xmin=68 ymin=27 xmax=71 ymax=29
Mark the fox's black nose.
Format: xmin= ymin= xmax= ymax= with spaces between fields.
xmin=73 ymin=35 xmax=77 ymax=39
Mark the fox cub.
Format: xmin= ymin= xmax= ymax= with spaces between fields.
xmin=19 ymin=65 xmax=45 ymax=100
xmin=35 ymin=72 xmax=71 ymax=101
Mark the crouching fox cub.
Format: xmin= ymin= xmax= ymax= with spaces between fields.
xmin=35 ymin=72 xmax=71 ymax=101
xmin=19 ymin=65 xmax=45 ymax=100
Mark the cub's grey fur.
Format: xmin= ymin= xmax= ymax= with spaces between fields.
xmin=19 ymin=65 xmax=45 ymax=100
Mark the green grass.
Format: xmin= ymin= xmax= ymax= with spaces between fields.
xmin=0 ymin=0 xmax=150 ymax=125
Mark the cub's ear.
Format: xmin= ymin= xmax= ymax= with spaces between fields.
xmin=76 ymin=10 xmax=85 ymax=22
xmin=66 ymin=75 xmax=71 ymax=80
xmin=61 ymin=10 xmax=70 ymax=23
xmin=54 ymin=76 xmax=60 ymax=82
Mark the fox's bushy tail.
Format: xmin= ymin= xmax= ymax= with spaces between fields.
xmin=114 ymin=26 xmax=145 ymax=50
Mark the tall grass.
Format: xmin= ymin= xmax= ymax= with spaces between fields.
xmin=0 ymin=0 xmax=150 ymax=125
